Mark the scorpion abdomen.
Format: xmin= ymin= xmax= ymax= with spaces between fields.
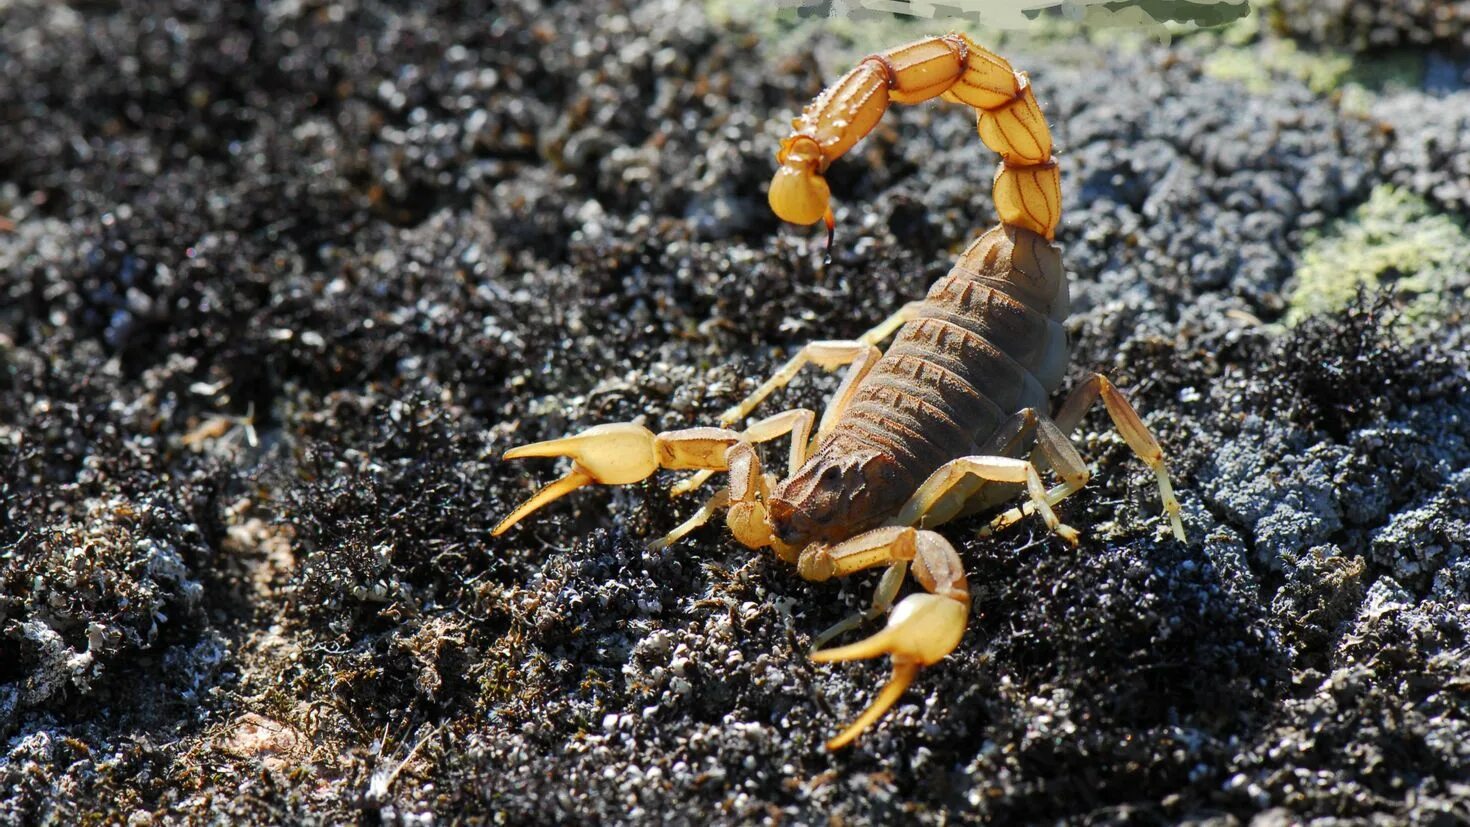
xmin=837 ymin=225 xmax=1069 ymax=475
xmin=771 ymin=224 xmax=1071 ymax=545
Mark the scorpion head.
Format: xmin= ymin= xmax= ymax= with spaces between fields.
xmin=768 ymin=438 xmax=906 ymax=547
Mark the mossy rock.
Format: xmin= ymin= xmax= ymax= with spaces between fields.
xmin=1286 ymin=185 xmax=1470 ymax=329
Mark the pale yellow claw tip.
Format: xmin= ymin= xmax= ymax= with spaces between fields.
xmin=812 ymin=593 xmax=969 ymax=748
xmin=825 ymin=662 xmax=919 ymax=751
xmin=501 ymin=423 xmax=659 ymax=486
xmin=811 ymin=625 xmax=898 ymax=663
xmin=1155 ymin=468 xmax=1187 ymax=543
xmin=491 ymin=468 xmax=593 ymax=536
xmin=812 ymin=593 xmax=968 ymax=666
xmin=493 ymin=422 xmax=662 ymax=535
xmin=768 ymin=165 xmax=831 ymax=226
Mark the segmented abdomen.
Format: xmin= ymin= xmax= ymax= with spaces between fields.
xmin=832 ymin=224 xmax=1070 ymax=485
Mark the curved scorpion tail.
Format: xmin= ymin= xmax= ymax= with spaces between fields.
xmin=767 ymin=33 xmax=1060 ymax=241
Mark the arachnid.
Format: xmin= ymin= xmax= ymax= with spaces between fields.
xmin=494 ymin=33 xmax=1185 ymax=750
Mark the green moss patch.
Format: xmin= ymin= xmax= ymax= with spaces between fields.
xmin=1203 ymin=37 xmax=1353 ymax=95
xmin=1286 ymin=185 xmax=1470 ymax=328
xmin=1200 ymin=6 xmax=1423 ymax=105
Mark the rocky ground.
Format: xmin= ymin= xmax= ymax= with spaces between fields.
xmin=1 ymin=0 xmax=1468 ymax=823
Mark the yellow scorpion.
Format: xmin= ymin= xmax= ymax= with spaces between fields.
xmin=494 ymin=33 xmax=1185 ymax=750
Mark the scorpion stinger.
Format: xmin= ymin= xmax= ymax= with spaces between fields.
xmin=824 ymin=208 xmax=836 ymax=265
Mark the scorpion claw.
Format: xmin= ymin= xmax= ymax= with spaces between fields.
xmin=811 ymin=592 xmax=968 ymax=749
xmin=491 ymin=468 xmax=594 ymax=536
xmin=492 ymin=423 xmax=660 ymax=535
xmin=823 ymin=662 xmax=920 ymax=751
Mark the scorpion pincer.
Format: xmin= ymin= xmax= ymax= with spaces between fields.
xmin=493 ymin=33 xmax=1186 ymax=750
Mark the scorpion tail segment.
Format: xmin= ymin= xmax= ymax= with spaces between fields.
xmin=491 ymin=423 xmax=661 ymax=536
xmin=812 ymin=592 xmax=969 ymax=749
xmin=771 ymin=33 xmax=1061 ymax=240
xmin=768 ymin=55 xmax=890 ymax=228
xmin=769 ymin=136 xmax=832 ymax=227
xmin=980 ymin=73 xmax=1061 ymax=240
xmin=824 ymin=661 xmax=920 ymax=751
xmin=994 ymin=159 xmax=1062 ymax=241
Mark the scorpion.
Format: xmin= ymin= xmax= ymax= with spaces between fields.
xmin=492 ymin=33 xmax=1185 ymax=750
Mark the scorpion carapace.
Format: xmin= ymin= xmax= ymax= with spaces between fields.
xmin=494 ymin=33 xmax=1185 ymax=751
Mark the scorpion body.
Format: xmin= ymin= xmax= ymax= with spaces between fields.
xmin=494 ymin=33 xmax=1184 ymax=750
xmin=769 ymin=225 xmax=1069 ymax=548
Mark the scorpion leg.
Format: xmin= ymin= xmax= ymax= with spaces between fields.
xmin=718 ymin=303 xmax=920 ymax=432
xmin=675 ymin=342 xmax=878 ymax=498
xmin=718 ymin=300 xmax=922 ymax=429
xmin=978 ymin=416 xmax=1093 ymax=536
xmin=921 ymin=408 xmax=1052 ymax=527
xmin=896 ymin=455 xmax=1080 ymax=545
xmin=719 ymin=341 xmax=872 ymax=428
xmin=674 ymin=303 xmax=919 ymax=498
xmin=746 ymin=408 xmax=818 ymax=477
xmin=656 ymin=442 xmax=782 ymax=552
xmin=1046 ymin=373 xmax=1185 ymax=541
xmin=677 ymin=302 xmax=920 ymax=497
xmin=797 ymin=526 xmax=969 ymax=750
xmin=901 ymin=406 xmax=1093 ymax=536
xmin=652 ymin=488 xmax=731 ymax=552
xmin=671 ymin=399 xmax=826 ymax=496
xmin=652 ymin=408 xmax=815 ymax=550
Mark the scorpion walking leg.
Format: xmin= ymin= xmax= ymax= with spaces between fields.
xmin=896 ymin=455 xmax=1081 ymax=545
xmin=966 ymin=415 xmax=1095 ymax=537
xmin=655 ymin=441 xmax=781 ymax=552
xmin=677 ymin=302 xmax=919 ymax=497
xmin=652 ymin=409 xmax=815 ymax=550
xmin=666 ymin=343 xmax=879 ymax=499
xmin=718 ymin=301 xmax=922 ymax=429
xmin=911 ymin=408 xmax=1099 ymax=537
xmin=797 ymin=526 xmax=970 ymax=750
xmin=995 ymin=374 xmax=1186 ymax=541
xmin=913 ymin=408 xmax=1078 ymax=528
xmin=745 ymin=408 xmax=818 ymax=479
xmin=652 ymin=488 xmax=731 ymax=552
xmin=677 ymin=310 xmax=913 ymax=498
